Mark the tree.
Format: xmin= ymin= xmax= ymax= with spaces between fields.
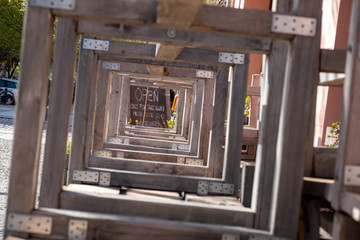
xmin=0 ymin=0 xmax=24 ymax=78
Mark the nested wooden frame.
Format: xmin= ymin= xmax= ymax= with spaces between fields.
xmin=5 ymin=0 xmax=330 ymax=239
xmin=65 ymin=39 xmax=255 ymax=182
xmin=65 ymin=45 xmax=250 ymax=184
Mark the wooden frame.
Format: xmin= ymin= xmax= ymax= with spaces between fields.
xmin=5 ymin=0 xmax=346 ymax=239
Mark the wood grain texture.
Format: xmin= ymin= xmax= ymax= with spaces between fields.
xmin=175 ymin=88 xmax=185 ymax=134
xmin=69 ymin=46 xmax=96 ymax=182
xmin=182 ymin=88 xmax=193 ymax=138
xmin=192 ymin=6 xmax=287 ymax=39
xmin=6 ymin=6 xmax=53 ymax=213
xmin=189 ymin=80 xmax=205 ymax=156
xmin=331 ymin=0 xmax=360 ymax=210
xmin=157 ymin=0 xmax=203 ymax=28
xmin=93 ymin=69 xmax=112 ymax=150
xmin=155 ymin=44 xmax=184 ymax=61
xmin=252 ymin=40 xmax=289 ymax=230
xmin=199 ymin=75 xmax=215 ymax=162
xmin=88 ymin=156 xmax=207 ymax=176
xmin=78 ymin=20 xmax=272 ymax=54
xmin=53 ymin=0 xmax=157 ymax=23
xmin=60 ymin=185 xmax=254 ymax=227
xmin=39 ymin=19 xmax=77 ymax=208
xmin=117 ymin=77 xmax=130 ymax=136
xmin=270 ymin=0 xmax=322 ymax=237
xmin=320 ymin=49 xmax=346 ymax=73
xmin=147 ymin=65 xmax=165 ymax=75
xmin=224 ymin=58 xmax=250 ymax=193
xmin=98 ymin=54 xmax=217 ymax=71
xmin=107 ymin=74 xmax=122 ymax=137
xmin=31 ymin=207 xmax=282 ymax=240
xmin=207 ymin=67 xmax=229 ymax=178
xmin=332 ymin=211 xmax=360 ymax=239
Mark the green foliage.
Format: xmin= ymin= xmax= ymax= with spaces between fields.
xmin=0 ymin=0 xmax=24 ymax=78
xmin=66 ymin=141 xmax=71 ymax=154
xmin=167 ymin=112 xmax=176 ymax=129
xmin=326 ymin=121 xmax=340 ymax=147
xmin=244 ymin=96 xmax=250 ymax=117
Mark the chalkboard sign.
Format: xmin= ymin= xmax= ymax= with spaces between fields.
xmin=129 ymin=85 xmax=167 ymax=128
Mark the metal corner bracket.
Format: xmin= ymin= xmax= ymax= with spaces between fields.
xmin=30 ymin=0 xmax=75 ymax=10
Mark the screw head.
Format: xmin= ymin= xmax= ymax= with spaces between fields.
xmin=167 ymin=29 xmax=176 ymax=38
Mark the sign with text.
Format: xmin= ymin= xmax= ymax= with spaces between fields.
xmin=129 ymin=86 xmax=167 ymax=128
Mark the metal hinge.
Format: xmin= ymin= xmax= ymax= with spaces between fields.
xmin=178 ymin=144 xmax=190 ymax=151
xmin=177 ymin=157 xmax=185 ymax=164
xmin=222 ymin=234 xmax=240 ymax=240
xmin=102 ymin=62 xmax=120 ymax=70
xmin=99 ymin=172 xmax=111 ymax=186
xmin=73 ymin=170 xmax=99 ymax=183
xmin=186 ymin=158 xmax=204 ymax=166
xmin=7 ymin=213 xmax=52 ymax=235
xmin=73 ymin=170 xmax=111 ymax=186
xmin=93 ymin=150 xmax=112 ymax=158
xmin=218 ymin=52 xmax=245 ymax=64
xmin=108 ymin=137 xmax=123 ymax=144
xmin=196 ymin=70 xmax=214 ymax=78
xmin=344 ymin=165 xmax=360 ymax=186
xmin=30 ymin=0 xmax=75 ymax=10
xmin=83 ymin=38 xmax=109 ymax=51
xmin=197 ymin=181 xmax=209 ymax=195
xmin=68 ymin=219 xmax=87 ymax=240
xmin=271 ymin=14 xmax=317 ymax=37
xmin=197 ymin=181 xmax=234 ymax=195
xmin=116 ymin=151 xmax=125 ymax=158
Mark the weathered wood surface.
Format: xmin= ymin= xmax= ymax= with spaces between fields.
xmin=55 ymin=2 xmax=300 ymax=39
xmin=60 ymin=184 xmax=254 ymax=227
xmin=252 ymin=40 xmax=289 ymax=230
xmin=39 ymin=19 xmax=78 ymax=208
xmin=108 ymin=136 xmax=189 ymax=149
xmin=104 ymin=142 xmax=191 ymax=155
xmin=6 ymin=6 xmax=53 ymax=214
xmin=117 ymin=76 xmax=130 ymax=136
xmin=107 ymin=74 xmax=122 ymax=137
xmin=78 ymin=20 xmax=272 ymax=54
xmin=189 ymin=80 xmax=204 ymax=156
xmin=147 ymin=65 xmax=165 ymax=75
xmin=30 ymin=208 xmax=275 ymax=240
xmin=249 ymin=75 xmax=260 ymax=128
xmin=182 ymin=88 xmax=192 ymax=138
xmin=125 ymin=132 xmax=187 ymax=142
xmin=224 ymin=57 xmax=250 ymax=194
xmin=332 ymin=211 xmax=360 ymax=239
xmin=302 ymin=177 xmax=333 ymax=200
xmin=157 ymin=0 xmax=202 ymax=28
xmin=175 ymin=88 xmax=185 ymax=134
xmin=207 ymin=67 xmax=229 ymax=178
xmin=320 ymin=49 xmax=346 ymax=73
xmin=198 ymin=74 xmax=215 ymax=162
xmin=331 ymin=0 xmax=360 ymax=210
xmin=69 ymin=46 xmax=97 ymax=182
xmin=270 ymin=0 xmax=322 ymax=238
xmin=83 ymin=167 xmax=226 ymax=193
xmin=93 ymin=69 xmax=112 ymax=150
xmin=313 ymin=147 xmax=336 ymax=179
xmin=99 ymin=54 xmax=217 ymax=71
xmin=155 ymin=44 xmax=184 ymax=61
xmin=88 ymin=156 xmax=207 ymax=176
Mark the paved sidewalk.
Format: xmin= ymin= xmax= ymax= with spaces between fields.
xmin=0 ymin=105 xmax=15 ymax=119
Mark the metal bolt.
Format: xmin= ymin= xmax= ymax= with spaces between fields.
xmin=167 ymin=29 xmax=176 ymax=38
